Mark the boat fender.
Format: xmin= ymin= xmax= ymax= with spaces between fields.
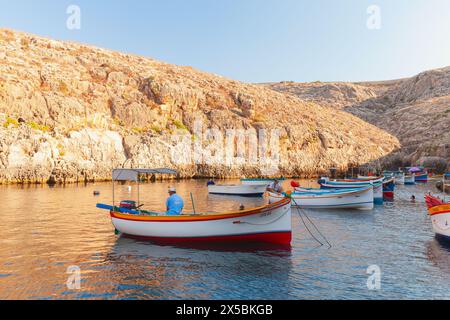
xmin=291 ymin=181 xmax=300 ymax=188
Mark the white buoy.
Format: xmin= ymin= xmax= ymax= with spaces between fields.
xmin=128 ymin=186 xmax=132 ymax=193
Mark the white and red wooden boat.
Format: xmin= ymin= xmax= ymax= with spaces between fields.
xmin=97 ymin=168 xmax=292 ymax=246
xmin=107 ymin=198 xmax=292 ymax=245
xmin=425 ymin=194 xmax=450 ymax=241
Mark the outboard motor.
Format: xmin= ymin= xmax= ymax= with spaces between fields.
xmin=120 ymin=200 xmax=137 ymax=210
xmin=318 ymin=177 xmax=329 ymax=185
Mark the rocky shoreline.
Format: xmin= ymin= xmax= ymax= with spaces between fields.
xmin=0 ymin=29 xmax=401 ymax=184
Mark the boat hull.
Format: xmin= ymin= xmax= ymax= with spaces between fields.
xmin=429 ymin=204 xmax=450 ymax=239
xmin=320 ymin=182 xmax=383 ymax=205
xmin=122 ymin=231 xmax=292 ymax=245
xmin=110 ymin=198 xmax=292 ymax=245
xmin=394 ymin=173 xmax=405 ymax=185
xmin=404 ymin=175 xmax=416 ymax=185
xmin=269 ymin=187 xmax=374 ymax=210
xmin=208 ymin=184 xmax=267 ymax=196
xmin=415 ymin=173 xmax=428 ymax=183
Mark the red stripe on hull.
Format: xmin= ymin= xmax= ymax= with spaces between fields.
xmin=122 ymin=231 xmax=292 ymax=246
xmin=383 ymin=191 xmax=394 ymax=201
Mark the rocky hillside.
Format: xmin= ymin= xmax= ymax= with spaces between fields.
xmin=265 ymin=71 xmax=450 ymax=171
xmin=265 ymin=81 xmax=379 ymax=110
xmin=0 ymin=29 xmax=399 ymax=184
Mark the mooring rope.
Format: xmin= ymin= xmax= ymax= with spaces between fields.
xmin=291 ymin=198 xmax=332 ymax=248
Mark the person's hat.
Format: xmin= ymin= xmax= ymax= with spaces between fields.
xmin=168 ymin=186 xmax=176 ymax=193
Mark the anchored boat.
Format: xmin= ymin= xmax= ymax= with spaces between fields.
xmin=394 ymin=171 xmax=405 ymax=185
xmin=97 ymin=168 xmax=292 ymax=245
xmin=318 ymin=177 xmax=383 ymax=205
xmin=425 ymin=194 xmax=450 ymax=241
xmin=382 ymin=177 xmax=395 ymax=202
xmin=208 ymin=183 xmax=267 ymax=197
xmin=404 ymin=174 xmax=416 ymax=185
xmin=268 ymin=186 xmax=374 ymax=210
xmin=408 ymin=167 xmax=428 ymax=183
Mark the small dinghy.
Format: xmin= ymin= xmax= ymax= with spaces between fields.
xmin=425 ymin=194 xmax=450 ymax=241
xmin=208 ymin=184 xmax=267 ymax=197
xmin=268 ymin=186 xmax=374 ymax=210
xmin=97 ymin=168 xmax=292 ymax=246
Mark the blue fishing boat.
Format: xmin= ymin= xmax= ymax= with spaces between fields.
xmin=408 ymin=167 xmax=428 ymax=183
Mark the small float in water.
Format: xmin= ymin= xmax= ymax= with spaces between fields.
xmin=208 ymin=183 xmax=267 ymax=197
xmin=268 ymin=186 xmax=374 ymax=210
xmin=96 ymin=168 xmax=292 ymax=246
xmin=425 ymin=194 xmax=450 ymax=241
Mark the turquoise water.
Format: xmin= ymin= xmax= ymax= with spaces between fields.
xmin=0 ymin=179 xmax=449 ymax=299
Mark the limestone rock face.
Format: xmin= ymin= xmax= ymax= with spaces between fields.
xmin=265 ymin=70 xmax=450 ymax=170
xmin=0 ymin=29 xmax=399 ymax=183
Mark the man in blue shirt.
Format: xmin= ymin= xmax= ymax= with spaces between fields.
xmin=166 ymin=187 xmax=184 ymax=216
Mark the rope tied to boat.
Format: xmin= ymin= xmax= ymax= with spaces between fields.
xmin=291 ymin=197 xmax=332 ymax=249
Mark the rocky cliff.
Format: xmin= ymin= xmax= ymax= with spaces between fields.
xmin=265 ymin=70 xmax=450 ymax=171
xmin=0 ymin=29 xmax=400 ymax=184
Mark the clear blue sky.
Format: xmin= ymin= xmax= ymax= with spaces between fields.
xmin=1 ymin=0 xmax=450 ymax=83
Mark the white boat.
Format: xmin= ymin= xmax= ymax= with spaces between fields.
xmin=426 ymin=195 xmax=450 ymax=241
xmin=240 ymin=178 xmax=285 ymax=186
xmin=318 ymin=178 xmax=383 ymax=205
xmin=208 ymin=184 xmax=267 ymax=196
xmin=268 ymin=186 xmax=374 ymax=210
xmin=394 ymin=172 xmax=405 ymax=185
xmin=404 ymin=174 xmax=416 ymax=185
xmin=97 ymin=168 xmax=292 ymax=245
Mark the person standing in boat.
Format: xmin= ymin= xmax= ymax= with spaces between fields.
xmin=267 ymin=179 xmax=284 ymax=194
xmin=166 ymin=187 xmax=184 ymax=216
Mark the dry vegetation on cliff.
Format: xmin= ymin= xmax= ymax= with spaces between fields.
xmin=0 ymin=29 xmax=399 ymax=183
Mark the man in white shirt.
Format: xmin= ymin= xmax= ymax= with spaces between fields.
xmin=266 ymin=179 xmax=284 ymax=194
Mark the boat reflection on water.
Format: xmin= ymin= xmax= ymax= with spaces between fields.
xmin=103 ymin=236 xmax=294 ymax=299
xmin=426 ymin=238 xmax=450 ymax=273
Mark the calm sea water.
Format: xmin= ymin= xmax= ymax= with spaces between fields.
xmin=0 ymin=179 xmax=449 ymax=300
